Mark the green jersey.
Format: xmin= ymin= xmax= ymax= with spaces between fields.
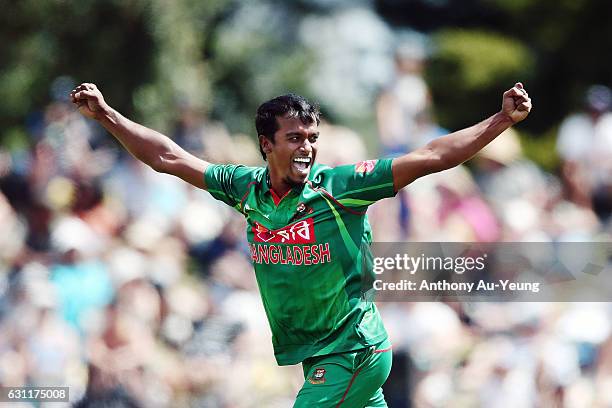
xmin=205 ymin=159 xmax=396 ymax=365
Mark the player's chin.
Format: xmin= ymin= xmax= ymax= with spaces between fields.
xmin=291 ymin=172 xmax=309 ymax=185
xmin=289 ymin=166 xmax=310 ymax=184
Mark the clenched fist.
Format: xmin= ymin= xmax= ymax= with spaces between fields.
xmin=502 ymin=82 xmax=532 ymax=124
xmin=70 ymin=83 xmax=109 ymax=120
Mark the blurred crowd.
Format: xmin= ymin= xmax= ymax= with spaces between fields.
xmin=0 ymin=64 xmax=611 ymax=407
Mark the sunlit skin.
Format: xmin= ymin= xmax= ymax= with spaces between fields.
xmin=260 ymin=115 xmax=320 ymax=197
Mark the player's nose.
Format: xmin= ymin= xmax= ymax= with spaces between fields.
xmin=298 ymin=139 xmax=312 ymax=154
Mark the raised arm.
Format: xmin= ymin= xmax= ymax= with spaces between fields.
xmin=391 ymin=82 xmax=532 ymax=191
xmin=70 ymin=83 xmax=209 ymax=189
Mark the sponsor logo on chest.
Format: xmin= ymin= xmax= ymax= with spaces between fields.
xmin=252 ymin=218 xmax=315 ymax=244
xmin=249 ymin=218 xmax=333 ymax=265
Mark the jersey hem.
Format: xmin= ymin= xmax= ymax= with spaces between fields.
xmin=273 ymin=333 xmax=389 ymax=366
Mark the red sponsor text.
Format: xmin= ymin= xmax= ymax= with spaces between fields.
xmin=252 ymin=218 xmax=315 ymax=244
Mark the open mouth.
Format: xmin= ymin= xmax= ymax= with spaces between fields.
xmin=292 ymin=156 xmax=312 ymax=174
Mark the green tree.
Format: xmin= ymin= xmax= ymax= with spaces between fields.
xmin=426 ymin=29 xmax=534 ymax=130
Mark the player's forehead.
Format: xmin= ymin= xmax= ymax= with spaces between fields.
xmin=275 ymin=114 xmax=318 ymax=135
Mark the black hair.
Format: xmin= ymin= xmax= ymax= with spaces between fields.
xmin=255 ymin=94 xmax=320 ymax=160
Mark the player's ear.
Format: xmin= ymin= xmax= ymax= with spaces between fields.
xmin=260 ymin=135 xmax=273 ymax=155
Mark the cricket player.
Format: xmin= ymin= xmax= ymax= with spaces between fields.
xmin=70 ymin=82 xmax=531 ymax=407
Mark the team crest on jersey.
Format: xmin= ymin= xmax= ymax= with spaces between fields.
xmin=252 ymin=218 xmax=316 ymax=244
xmin=308 ymin=368 xmax=326 ymax=384
xmin=355 ymin=160 xmax=377 ymax=174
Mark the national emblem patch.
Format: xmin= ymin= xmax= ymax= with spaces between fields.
xmin=308 ymin=367 xmax=327 ymax=384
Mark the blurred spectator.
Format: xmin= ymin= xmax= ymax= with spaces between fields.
xmin=557 ymin=85 xmax=612 ymax=222
xmin=474 ymin=128 xmax=600 ymax=240
xmin=315 ymin=121 xmax=368 ymax=166
xmin=374 ymin=37 xmax=449 ymax=239
xmin=376 ymin=38 xmax=445 ymax=156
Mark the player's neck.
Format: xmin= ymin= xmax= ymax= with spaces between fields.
xmin=267 ymin=170 xmax=302 ymax=198
xmin=268 ymin=174 xmax=292 ymax=197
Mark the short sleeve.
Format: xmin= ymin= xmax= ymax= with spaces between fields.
xmin=204 ymin=164 xmax=260 ymax=210
xmin=325 ymin=158 xmax=396 ymax=207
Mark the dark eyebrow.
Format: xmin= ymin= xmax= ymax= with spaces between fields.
xmin=285 ymin=131 xmax=319 ymax=138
